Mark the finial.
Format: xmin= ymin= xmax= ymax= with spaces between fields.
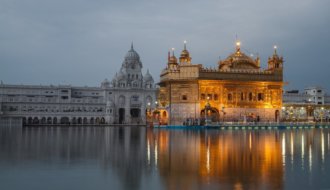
xmin=168 ymin=50 xmax=170 ymax=61
xmin=273 ymin=45 xmax=277 ymax=54
xmin=236 ymin=41 xmax=241 ymax=52
xmin=131 ymin=42 xmax=134 ymax=50
xmin=171 ymin=48 xmax=175 ymax=56
xmin=183 ymin=40 xmax=187 ymax=50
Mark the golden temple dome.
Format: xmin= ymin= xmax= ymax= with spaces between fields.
xmin=219 ymin=41 xmax=260 ymax=70
xmin=169 ymin=55 xmax=178 ymax=64
xmin=179 ymin=41 xmax=191 ymax=64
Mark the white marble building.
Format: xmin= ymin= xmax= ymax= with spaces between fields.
xmin=0 ymin=44 xmax=157 ymax=125
xmin=282 ymin=86 xmax=330 ymax=121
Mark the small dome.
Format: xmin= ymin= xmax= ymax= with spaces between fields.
xmin=168 ymin=55 xmax=178 ymax=65
xmin=102 ymin=78 xmax=110 ymax=84
xmin=116 ymin=69 xmax=127 ymax=81
xmin=125 ymin=43 xmax=140 ymax=60
xmin=143 ymin=69 xmax=154 ymax=82
xmin=101 ymin=78 xmax=110 ymax=88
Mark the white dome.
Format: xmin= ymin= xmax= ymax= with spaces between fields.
xmin=116 ymin=70 xmax=127 ymax=81
xmin=101 ymin=78 xmax=110 ymax=88
xmin=125 ymin=47 xmax=140 ymax=60
xmin=143 ymin=69 xmax=154 ymax=82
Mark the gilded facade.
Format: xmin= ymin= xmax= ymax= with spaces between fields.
xmin=157 ymin=42 xmax=284 ymax=125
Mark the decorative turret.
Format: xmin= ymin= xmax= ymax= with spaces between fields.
xmin=168 ymin=48 xmax=178 ymax=68
xmin=179 ymin=40 xmax=192 ymax=64
xmin=268 ymin=45 xmax=283 ymax=70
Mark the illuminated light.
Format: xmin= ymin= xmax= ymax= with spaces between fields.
xmin=328 ymin=133 xmax=330 ymax=150
xmin=184 ymin=40 xmax=187 ymax=44
xmin=249 ymin=132 xmax=252 ymax=150
xmin=155 ymin=140 xmax=158 ymax=167
xmin=206 ymin=138 xmax=210 ymax=174
xmin=282 ymin=107 xmax=286 ymax=110
xmin=302 ymin=134 xmax=305 ymax=168
xmin=171 ymin=47 xmax=175 ymax=51
xmin=274 ymin=45 xmax=277 ymax=49
xmin=147 ymin=139 xmax=150 ymax=165
xmin=236 ymin=41 xmax=241 ymax=47
xmin=309 ymin=144 xmax=312 ymax=172
xmin=147 ymin=102 xmax=151 ymax=106
xmin=282 ymin=133 xmax=286 ymax=166
xmin=321 ymin=130 xmax=325 ymax=163
xmin=290 ymin=132 xmax=294 ymax=164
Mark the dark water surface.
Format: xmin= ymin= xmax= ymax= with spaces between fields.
xmin=0 ymin=126 xmax=330 ymax=190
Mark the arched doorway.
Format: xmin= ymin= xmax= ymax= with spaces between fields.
xmin=47 ymin=117 xmax=52 ymax=124
xmin=77 ymin=117 xmax=82 ymax=124
xmin=201 ymin=107 xmax=220 ymax=122
xmin=60 ymin=117 xmax=70 ymax=124
xmin=33 ymin=117 xmax=39 ymax=124
xmin=100 ymin=117 xmax=105 ymax=124
xmin=72 ymin=117 xmax=77 ymax=124
xmin=53 ymin=118 xmax=57 ymax=124
xmin=119 ymin=108 xmax=125 ymax=124
xmin=90 ymin=117 xmax=94 ymax=124
xmin=83 ymin=117 xmax=88 ymax=124
xmin=95 ymin=117 xmax=100 ymax=124
xmin=41 ymin=117 xmax=46 ymax=124
xmin=28 ymin=117 xmax=33 ymax=124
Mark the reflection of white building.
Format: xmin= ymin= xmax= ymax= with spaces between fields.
xmin=0 ymin=44 xmax=157 ymax=125
xmin=282 ymin=87 xmax=330 ymax=121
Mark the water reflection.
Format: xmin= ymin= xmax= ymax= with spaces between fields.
xmin=0 ymin=127 xmax=330 ymax=190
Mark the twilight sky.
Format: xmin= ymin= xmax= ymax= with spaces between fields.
xmin=1 ymin=0 xmax=329 ymax=90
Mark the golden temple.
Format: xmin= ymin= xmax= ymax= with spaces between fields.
xmin=157 ymin=41 xmax=284 ymax=125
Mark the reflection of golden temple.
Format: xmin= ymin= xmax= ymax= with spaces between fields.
xmin=157 ymin=41 xmax=283 ymax=125
xmin=147 ymin=129 xmax=284 ymax=189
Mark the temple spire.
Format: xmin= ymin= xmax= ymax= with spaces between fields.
xmin=273 ymin=45 xmax=277 ymax=55
xmin=235 ymin=40 xmax=241 ymax=52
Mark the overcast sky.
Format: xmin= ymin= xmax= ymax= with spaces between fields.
xmin=1 ymin=0 xmax=329 ymax=90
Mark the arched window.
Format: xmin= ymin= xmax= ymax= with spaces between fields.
xmin=241 ymin=92 xmax=244 ymax=101
xmin=258 ymin=93 xmax=264 ymax=101
xmin=228 ymin=93 xmax=232 ymax=101
xmin=182 ymin=95 xmax=187 ymax=100
xmin=214 ymin=94 xmax=218 ymax=101
xmin=249 ymin=92 xmax=253 ymax=101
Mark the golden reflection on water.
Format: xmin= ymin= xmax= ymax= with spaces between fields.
xmin=147 ymin=128 xmax=330 ymax=189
